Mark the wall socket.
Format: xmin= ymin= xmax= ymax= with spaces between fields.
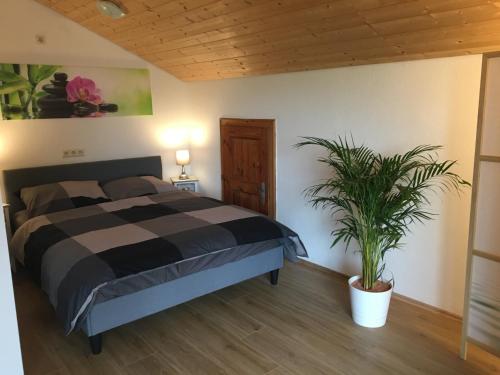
xmin=63 ymin=149 xmax=85 ymax=158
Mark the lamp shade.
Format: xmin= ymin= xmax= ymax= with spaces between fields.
xmin=176 ymin=149 xmax=190 ymax=165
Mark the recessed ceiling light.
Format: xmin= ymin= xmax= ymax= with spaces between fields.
xmin=96 ymin=0 xmax=126 ymax=19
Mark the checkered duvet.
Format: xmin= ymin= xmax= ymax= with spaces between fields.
xmin=11 ymin=190 xmax=307 ymax=334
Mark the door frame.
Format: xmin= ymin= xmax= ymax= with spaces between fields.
xmin=220 ymin=118 xmax=276 ymax=218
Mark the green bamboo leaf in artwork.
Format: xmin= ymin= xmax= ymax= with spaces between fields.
xmin=34 ymin=91 xmax=48 ymax=98
xmin=1 ymin=104 xmax=23 ymax=114
xmin=0 ymin=80 xmax=31 ymax=95
xmin=0 ymin=63 xmax=14 ymax=70
xmin=0 ymin=70 xmax=26 ymax=83
xmin=28 ymin=64 xmax=60 ymax=84
xmin=27 ymin=64 xmax=39 ymax=85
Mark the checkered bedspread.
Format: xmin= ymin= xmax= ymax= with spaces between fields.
xmin=11 ymin=190 xmax=307 ymax=334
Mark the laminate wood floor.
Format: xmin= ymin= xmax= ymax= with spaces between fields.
xmin=13 ymin=261 xmax=499 ymax=375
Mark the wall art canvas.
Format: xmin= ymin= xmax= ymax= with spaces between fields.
xmin=0 ymin=63 xmax=153 ymax=120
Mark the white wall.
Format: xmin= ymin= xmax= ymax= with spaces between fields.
xmin=0 ymin=0 xmax=190 ymax=179
xmin=0 ymin=0 xmax=483 ymax=320
xmin=186 ymin=56 xmax=482 ymax=315
xmin=0 ymin=200 xmax=23 ymax=374
xmin=0 ymin=1 xmax=190 ymax=372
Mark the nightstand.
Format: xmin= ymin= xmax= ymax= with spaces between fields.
xmin=170 ymin=176 xmax=199 ymax=192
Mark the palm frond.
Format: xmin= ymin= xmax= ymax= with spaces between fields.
xmin=295 ymin=136 xmax=469 ymax=290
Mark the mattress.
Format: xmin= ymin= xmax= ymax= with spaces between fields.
xmin=11 ymin=190 xmax=307 ymax=334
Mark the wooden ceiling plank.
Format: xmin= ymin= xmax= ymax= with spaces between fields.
xmin=108 ymin=0 xmax=288 ymax=44
xmin=352 ymin=0 xmax=415 ymax=11
xmin=168 ymin=46 xmax=411 ymax=80
xmin=358 ymin=0 xmax=495 ymax=24
xmin=117 ymin=0 xmax=331 ymax=54
xmin=35 ymin=0 xmax=500 ymax=81
xmin=80 ymin=0 xmax=223 ymax=35
xmin=419 ymin=0 xmax=492 ymax=13
xmin=150 ymin=19 xmax=370 ymax=63
xmin=134 ymin=1 xmax=357 ymax=56
xmin=161 ymin=16 xmax=500 ymax=75
xmin=370 ymin=3 xmax=500 ymax=35
xmin=369 ymin=14 xmax=439 ymax=35
xmin=162 ymin=34 xmax=394 ymax=71
xmin=172 ymin=49 xmax=439 ymax=80
xmin=222 ymin=20 xmax=500 ymax=70
xmin=357 ymin=0 xmax=429 ymax=23
xmin=385 ymin=18 xmax=500 ymax=45
xmin=74 ymin=1 xmax=213 ymax=30
xmin=107 ymin=0 xmax=260 ymax=36
xmin=141 ymin=17 xmax=368 ymax=60
xmin=429 ymin=3 xmax=500 ymax=23
xmin=129 ymin=0 xmax=493 ymax=59
xmin=154 ymin=8 xmax=494 ymax=69
xmin=398 ymin=31 xmax=500 ymax=54
xmin=129 ymin=0 xmax=492 ymax=53
xmin=176 ymin=44 xmax=500 ymax=80
xmin=153 ymin=24 xmax=381 ymax=67
xmin=120 ymin=0 xmax=356 ymax=51
xmin=178 ymin=47 xmax=395 ymax=75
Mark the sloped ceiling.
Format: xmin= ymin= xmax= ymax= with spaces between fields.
xmin=36 ymin=0 xmax=500 ymax=81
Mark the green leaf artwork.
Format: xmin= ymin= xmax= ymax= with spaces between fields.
xmin=28 ymin=64 xmax=59 ymax=85
xmin=0 ymin=63 xmax=153 ymax=120
xmin=0 ymin=70 xmax=26 ymax=83
xmin=0 ymin=80 xmax=31 ymax=95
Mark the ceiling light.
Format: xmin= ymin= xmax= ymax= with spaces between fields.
xmin=96 ymin=0 xmax=126 ymax=19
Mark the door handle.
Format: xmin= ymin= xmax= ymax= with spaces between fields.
xmin=259 ymin=182 xmax=266 ymax=205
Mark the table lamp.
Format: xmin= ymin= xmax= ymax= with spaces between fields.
xmin=176 ymin=149 xmax=190 ymax=180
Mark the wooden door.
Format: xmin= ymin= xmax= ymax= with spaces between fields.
xmin=220 ymin=118 xmax=275 ymax=217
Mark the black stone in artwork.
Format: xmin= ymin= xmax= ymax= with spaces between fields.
xmin=37 ymin=72 xmax=119 ymax=118
xmin=73 ymin=102 xmax=118 ymax=117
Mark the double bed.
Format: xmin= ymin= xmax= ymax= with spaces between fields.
xmin=4 ymin=156 xmax=306 ymax=354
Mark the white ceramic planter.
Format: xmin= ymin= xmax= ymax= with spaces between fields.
xmin=348 ymin=275 xmax=393 ymax=328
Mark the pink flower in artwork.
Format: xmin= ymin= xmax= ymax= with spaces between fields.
xmin=66 ymin=76 xmax=103 ymax=105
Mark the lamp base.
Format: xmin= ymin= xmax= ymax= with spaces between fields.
xmin=179 ymin=165 xmax=188 ymax=180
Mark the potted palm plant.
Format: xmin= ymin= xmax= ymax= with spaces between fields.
xmin=296 ymin=137 xmax=469 ymax=328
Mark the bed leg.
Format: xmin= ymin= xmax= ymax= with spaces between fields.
xmin=89 ymin=333 xmax=102 ymax=355
xmin=270 ymin=269 xmax=279 ymax=285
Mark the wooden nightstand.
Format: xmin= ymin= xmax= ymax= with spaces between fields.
xmin=170 ymin=176 xmax=199 ymax=192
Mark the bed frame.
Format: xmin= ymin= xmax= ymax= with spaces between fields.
xmin=3 ymin=156 xmax=282 ymax=354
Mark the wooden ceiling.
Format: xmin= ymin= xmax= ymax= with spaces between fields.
xmin=36 ymin=0 xmax=500 ymax=81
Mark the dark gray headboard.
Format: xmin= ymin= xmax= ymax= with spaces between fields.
xmin=3 ymin=156 xmax=162 ymax=226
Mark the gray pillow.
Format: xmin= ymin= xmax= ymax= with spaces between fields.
xmin=101 ymin=176 xmax=177 ymax=201
xmin=20 ymin=180 xmax=110 ymax=219
xmin=14 ymin=210 xmax=29 ymax=229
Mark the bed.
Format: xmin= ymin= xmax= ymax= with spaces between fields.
xmin=3 ymin=156 xmax=307 ymax=354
